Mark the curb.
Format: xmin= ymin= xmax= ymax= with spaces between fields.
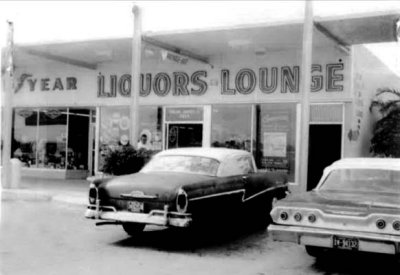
xmin=52 ymin=194 xmax=87 ymax=206
xmin=1 ymin=189 xmax=52 ymax=202
xmin=1 ymin=189 xmax=87 ymax=206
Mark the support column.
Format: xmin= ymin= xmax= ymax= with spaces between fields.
xmin=1 ymin=21 xmax=14 ymax=188
xmin=130 ymin=5 xmax=142 ymax=148
xmin=299 ymin=1 xmax=314 ymax=192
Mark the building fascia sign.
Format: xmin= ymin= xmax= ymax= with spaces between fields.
xmin=97 ymin=63 xmax=344 ymax=98
xmin=13 ymin=63 xmax=343 ymax=97
xmin=14 ymin=74 xmax=78 ymax=93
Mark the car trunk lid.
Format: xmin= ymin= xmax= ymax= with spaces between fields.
xmin=100 ymin=172 xmax=214 ymax=202
xmin=281 ymin=190 xmax=400 ymax=215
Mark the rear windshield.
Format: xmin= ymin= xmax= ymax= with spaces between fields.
xmin=141 ymin=155 xmax=220 ymax=177
xmin=319 ymin=168 xmax=400 ymax=194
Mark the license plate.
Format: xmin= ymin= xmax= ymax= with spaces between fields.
xmin=127 ymin=201 xmax=144 ymax=212
xmin=332 ymin=236 xmax=359 ymax=250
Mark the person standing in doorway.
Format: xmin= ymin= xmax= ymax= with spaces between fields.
xmin=137 ymin=134 xmax=151 ymax=150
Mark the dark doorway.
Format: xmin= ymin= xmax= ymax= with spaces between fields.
xmin=167 ymin=124 xmax=203 ymax=149
xmin=307 ymin=124 xmax=342 ymax=191
xmin=67 ymin=109 xmax=90 ymax=171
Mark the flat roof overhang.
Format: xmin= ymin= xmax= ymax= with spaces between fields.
xmin=2 ymin=11 xmax=400 ymax=71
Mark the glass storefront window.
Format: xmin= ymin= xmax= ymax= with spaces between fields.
xmin=256 ymin=103 xmax=296 ymax=182
xmin=37 ymin=109 xmax=67 ymax=169
xmin=211 ymin=105 xmax=252 ymax=151
xmin=12 ymin=108 xmax=92 ymax=171
xmin=98 ymin=106 xmax=130 ymax=170
xmin=12 ymin=108 xmax=38 ymax=167
xmin=138 ymin=106 xmax=163 ymax=151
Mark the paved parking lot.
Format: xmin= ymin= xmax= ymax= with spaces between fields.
xmin=1 ymin=200 xmax=399 ymax=275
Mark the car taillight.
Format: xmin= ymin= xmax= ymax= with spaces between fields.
xmin=393 ymin=220 xmax=400 ymax=231
xmin=176 ymin=189 xmax=188 ymax=213
xmin=294 ymin=212 xmax=302 ymax=222
xmin=376 ymin=219 xmax=386 ymax=229
xmin=308 ymin=214 xmax=316 ymax=223
xmin=280 ymin=211 xmax=288 ymax=221
xmin=89 ymin=188 xmax=97 ymax=204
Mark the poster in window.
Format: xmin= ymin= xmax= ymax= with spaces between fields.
xmin=263 ymin=132 xmax=287 ymax=157
xmin=262 ymin=111 xmax=290 ymax=132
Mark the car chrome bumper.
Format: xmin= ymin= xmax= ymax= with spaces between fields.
xmin=268 ymin=224 xmax=400 ymax=255
xmin=85 ymin=205 xmax=192 ymax=228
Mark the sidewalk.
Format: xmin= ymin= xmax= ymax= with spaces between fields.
xmin=1 ymin=176 xmax=90 ymax=206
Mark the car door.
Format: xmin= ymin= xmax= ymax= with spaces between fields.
xmin=215 ymin=155 xmax=252 ymax=200
xmin=219 ymin=154 xmax=258 ymax=199
xmin=233 ymin=155 xmax=264 ymax=199
xmin=232 ymin=155 xmax=284 ymax=201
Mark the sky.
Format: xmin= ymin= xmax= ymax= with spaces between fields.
xmin=0 ymin=1 xmax=399 ymax=72
xmin=1 ymin=1 xmax=400 ymax=44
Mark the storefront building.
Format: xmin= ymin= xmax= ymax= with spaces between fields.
xmin=7 ymin=12 xmax=400 ymax=191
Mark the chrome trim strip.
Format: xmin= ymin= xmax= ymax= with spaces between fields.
xmin=243 ymin=184 xmax=286 ymax=202
xmin=87 ymin=204 xmax=117 ymax=212
xmin=85 ymin=207 xmax=192 ymax=227
xmin=86 ymin=204 xmax=190 ymax=217
xmin=120 ymin=193 xmax=157 ymax=199
xmin=189 ymin=189 xmax=245 ymax=201
xmin=189 ymin=184 xmax=286 ymax=202
xmin=268 ymin=224 xmax=400 ymax=243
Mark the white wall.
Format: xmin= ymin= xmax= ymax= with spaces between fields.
xmin=343 ymin=45 xmax=400 ymax=158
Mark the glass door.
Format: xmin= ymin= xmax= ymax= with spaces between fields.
xmin=164 ymin=106 xmax=204 ymax=150
xmin=167 ymin=123 xmax=203 ymax=149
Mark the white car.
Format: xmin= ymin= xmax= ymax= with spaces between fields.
xmin=268 ymin=158 xmax=400 ymax=257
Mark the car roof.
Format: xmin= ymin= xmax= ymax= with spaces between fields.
xmin=328 ymin=158 xmax=400 ymax=171
xmin=155 ymin=147 xmax=251 ymax=162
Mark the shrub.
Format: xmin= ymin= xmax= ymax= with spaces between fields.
xmin=369 ymin=88 xmax=400 ymax=157
xmin=370 ymin=108 xmax=400 ymax=157
xmin=101 ymin=145 xmax=153 ymax=176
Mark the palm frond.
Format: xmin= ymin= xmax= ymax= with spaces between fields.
xmin=370 ymin=88 xmax=400 ymax=115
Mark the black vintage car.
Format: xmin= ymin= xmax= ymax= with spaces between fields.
xmin=85 ymin=147 xmax=288 ymax=236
